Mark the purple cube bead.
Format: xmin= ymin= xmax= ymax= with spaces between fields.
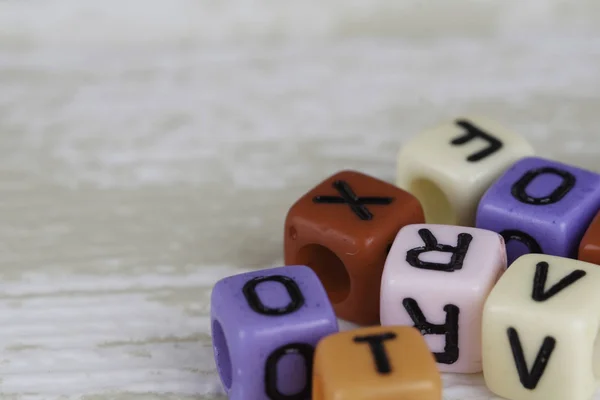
xmin=210 ymin=265 xmax=338 ymax=400
xmin=476 ymin=156 xmax=600 ymax=265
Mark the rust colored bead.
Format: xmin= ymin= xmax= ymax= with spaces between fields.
xmin=578 ymin=210 xmax=600 ymax=265
xmin=284 ymin=170 xmax=424 ymax=325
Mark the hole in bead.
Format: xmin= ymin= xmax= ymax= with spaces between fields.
xmin=409 ymin=178 xmax=456 ymax=225
xmin=212 ymin=319 xmax=232 ymax=390
xmin=296 ymin=244 xmax=350 ymax=304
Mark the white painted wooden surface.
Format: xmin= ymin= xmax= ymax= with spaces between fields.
xmin=1 ymin=1 xmax=600 ymax=398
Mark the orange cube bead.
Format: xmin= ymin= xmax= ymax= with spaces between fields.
xmin=313 ymin=326 xmax=441 ymax=400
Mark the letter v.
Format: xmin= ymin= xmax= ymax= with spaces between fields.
xmin=531 ymin=261 xmax=586 ymax=302
xmin=507 ymin=327 xmax=556 ymax=390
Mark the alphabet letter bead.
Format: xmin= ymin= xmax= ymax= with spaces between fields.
xmin=313 ymin=326 xmax=441 ymax=400
xmin=284 ymin=170 xmax=424 ymax=325
xmin=380 ymin=224 xmax=506 ymax=372
xmin=396 ymin=116 xmax=534 ymax=226
xmin=477 ymin=157 xmax=600 ymax=265
xmin=482 ymin=254 xmax=600 ymax=400
xmin=210 ymin=265 xmax=338 ymax=400
xmin=578 ymin=210 xmax=600 ymax=265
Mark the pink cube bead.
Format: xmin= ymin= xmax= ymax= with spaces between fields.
xmin=380 ymin=224 xmax=507 ymax=373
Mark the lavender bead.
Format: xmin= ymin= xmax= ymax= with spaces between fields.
xmin=476 ymin=157 xmax=600 ymax=265
xmin=211 ymin=265 xmax=338 ymax=400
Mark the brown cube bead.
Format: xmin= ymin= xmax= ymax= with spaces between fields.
xmin=579 ymin=210 xmax=600 ymax=265
xmin=284 ymin=170 xmax=424 ymax=325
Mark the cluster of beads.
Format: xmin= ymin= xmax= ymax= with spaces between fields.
xmin=211 ymin=116 xmax=600 ymax=400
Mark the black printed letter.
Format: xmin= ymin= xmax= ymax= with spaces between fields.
xmin=508 ymin=328 xmax=556 ymax=390
xmin=265 ymin=343 xmax=314 ymax=400
xmin=406 ymin=229 xmax=473 ymax=272
xmin=313 ymin=180 xmax=394 ymax=221
xmin=451 ymin=119 xmax=503 ymax=162
xmin=531 ymin=261 xmax=586 ymax=302
xmin=500 ymin=230 xmax=542 ymax=257
xmin=511 ymin=167 xmax=576 ymax=205
xmin=243 ymin=275 xmax=304 ymax=315
xmin=353 ymin=332 xmax=397 ymax=374
xmin=403 ymin=298 xmax=459 ymax=364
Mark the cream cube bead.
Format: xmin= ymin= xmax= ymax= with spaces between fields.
xmin=396 ymin=116 xmax=534 ymax=226
xmin=482 ymin=254 xmax=600 ymax=400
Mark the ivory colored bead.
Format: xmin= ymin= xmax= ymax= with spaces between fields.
xmin=380 ymin=224 xmax=506 ymax=373
xmin=284 ymin=170 xmax=424 ymax=325
xmin=396 ymin=116 xmax=533 ymax=226
xmin=483 ymin=254 xmax=600 ymax=400
xmin=313 ymin=326 xmax=441 ymax=400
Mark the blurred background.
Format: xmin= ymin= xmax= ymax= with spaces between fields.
xmin=1 ymin=0 xmax=599 ymax=399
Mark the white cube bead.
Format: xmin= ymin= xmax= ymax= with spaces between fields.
xmin=483 ymin=254 xmax=600 ymax=400
xmin=396 ymin=116 xmax=534 ymax=226
xmin=380 ymin=223 xmax=506 ymax=373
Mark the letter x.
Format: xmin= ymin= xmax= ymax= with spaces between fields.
xmin=313 ymin=180 xmax=394 ymax=221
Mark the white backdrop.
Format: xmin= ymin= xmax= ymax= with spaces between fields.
xmin=1 ymin=0 xmax=600 ymax=399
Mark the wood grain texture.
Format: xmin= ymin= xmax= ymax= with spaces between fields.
xmin=1 ymin=0 xmax=600 ymax=398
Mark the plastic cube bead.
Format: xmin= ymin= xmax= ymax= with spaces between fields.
xmin=211 ymin=265 xmax=338 ymax=400
xmin=477 ymin=156 xmax=600 ymax=265
xmin=396 ymin=116 xmax=533 ymax=226
xmin=482 ymin=254 xmax=600 ymax=400
xmin=380 ymin=224 xmax=506 ymax=373
xmin=578 ymin=210 xmax=600 ymax=265
xmin=313 ymin=326 xmax=441 ymax=400
xmin=284 ymin=170 xmax=424 ymax=325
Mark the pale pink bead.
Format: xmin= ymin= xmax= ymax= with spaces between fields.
xmin=380 ymin=224 xmax=506 ymax=373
